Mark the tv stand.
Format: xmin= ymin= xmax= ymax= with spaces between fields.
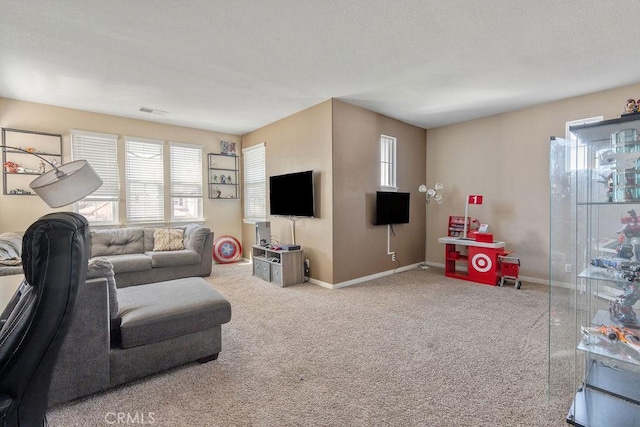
xmin=252 ymin=245 xmax=304 ymax=287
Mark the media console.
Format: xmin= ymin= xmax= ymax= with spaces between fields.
xmin=251 ymin=245 xmax=304 ymax=287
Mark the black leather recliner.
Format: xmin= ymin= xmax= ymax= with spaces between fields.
xmin=0 ymin=213 xmax=89 ymax=426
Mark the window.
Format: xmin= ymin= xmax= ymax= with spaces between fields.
xmin=566 ymin=116 xmax=603 ymax=171
xmin=170 ymin=142 xmax=203 ymax=221
xmin=243 ymin=143 xmax=266 ymax=222
xmin=71 ymin=130 xmax=119 ymax=224
xmin=125 ymin=137 xmax=164 ymax=222
xmin=380 ymin=134 xmax=397 ymax=190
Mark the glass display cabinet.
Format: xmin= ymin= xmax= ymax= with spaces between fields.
xmin=550 ymin=114 xmax=640 ymax=426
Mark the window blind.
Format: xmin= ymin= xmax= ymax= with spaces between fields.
xmin=243 ymin=143 xmax=266 ymax=221
xmin=125 ymin=137 xmax=164 ymax=222
xmin=71 ymin=129 xmax=119 ymax=200
xmin=170 ymin=142 xmax=203 ymax=221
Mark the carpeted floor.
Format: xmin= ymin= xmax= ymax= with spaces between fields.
xmin=47 ymin=263 xmax=570 ymax=426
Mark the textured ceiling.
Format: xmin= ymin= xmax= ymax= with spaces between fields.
xmin=1 ymin=1 xmax=640 ymax=135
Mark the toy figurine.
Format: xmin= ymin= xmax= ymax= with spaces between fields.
xmin=38 ymin=160 xmax=46 ymax=174
xmin=610 ymin=283 xmax=640 ymax=325
xmin=221 ymin=175 xmax=227 ymax=184
xmin=3 ymin=161 xmax=18 ymax=173
xmin=212 ymin=174 xmax=218 ymax=183
xmin=626 ymin=99 xmax=637 ymax=114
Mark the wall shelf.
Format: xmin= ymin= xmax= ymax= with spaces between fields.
xmin=2 ymin=128 xmax=62 ymax=197
xmin=208 ymin=153 xmax=239 ymax=199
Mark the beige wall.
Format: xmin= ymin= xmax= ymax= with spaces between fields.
xmin=332 ymin=100 xmax=426 ymax=283
xmin=240 ymin=100 xmax=334 ymax=283
xmin=426 ymin=82 xmax=640 ymax=281
xmin=0 ymin=97 xmax=242 ymax=240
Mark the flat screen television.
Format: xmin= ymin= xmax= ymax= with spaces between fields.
xmin=269 ymin=170 xmax=315 ymax=217
xmin=374 ymin=191 xmax=410 ymax=225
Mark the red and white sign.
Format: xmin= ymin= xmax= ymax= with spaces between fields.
xmin=468 ymin=195 xmax=483 ymax=204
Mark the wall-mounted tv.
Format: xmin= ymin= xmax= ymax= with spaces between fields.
xmin=374 ymin=191 xmax=410 ymax=225
xmin=269 ymin=170 xmax=315 ymax=218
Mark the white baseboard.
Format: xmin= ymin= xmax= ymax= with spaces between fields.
xmin=246 ymin=258 xmax=569 ymax=290
xmin=309 ymin=263 xmax=422 ymax=289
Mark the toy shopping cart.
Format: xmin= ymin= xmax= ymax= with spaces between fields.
xmin=498 ymin=255 xmax=521 ymax=289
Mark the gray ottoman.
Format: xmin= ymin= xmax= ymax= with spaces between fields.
xmin=110 ymin=277 xmax=231 ymax=386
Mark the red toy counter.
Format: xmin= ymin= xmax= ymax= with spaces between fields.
xmin=437 ymin=236 xmax=506 ymax=286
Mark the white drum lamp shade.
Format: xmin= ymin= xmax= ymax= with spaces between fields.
xmin=29 ymin=160 xmax=103 ymax=208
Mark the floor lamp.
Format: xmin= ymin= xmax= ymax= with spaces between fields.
xmin=3 ymin=146 xmax=102 ymax=207
xmin=418 ymin=183 xmax=444 ymax=269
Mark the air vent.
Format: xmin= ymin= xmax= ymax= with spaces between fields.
xmin=139 ymin=107 xmax=168 ymax=116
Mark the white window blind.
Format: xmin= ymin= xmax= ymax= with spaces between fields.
xmin=71 ymin=130 xmax=119 ymax=200
xmin=380 ymin=134 xmax=397 ymax=190
xmin=71 ymin=129 xmax=119 ymax=224
xmin=170 ymin=142 xmax=203 ymax=221
xmin=243 ymin=143 xmax=266 ymax=221
xmin=125 ymin=137 xmax=164 ymax=222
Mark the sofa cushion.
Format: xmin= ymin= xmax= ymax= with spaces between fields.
xmin=143 ymin=226 xmax=186 ymax=252
xmin=117 ymin=277 xmax=231 ymax=349
xmin=144 ymin=250 xmax=200 ymax=268
xmin=99 ymin=254 xmax=152 ymax=274
xmin=86 ymin=258 xmax=119 ymax=319
xmin=91 ymin=228 xmax=144 ymax=257
xmin=153 ymin=228 xmax=185 ymax=251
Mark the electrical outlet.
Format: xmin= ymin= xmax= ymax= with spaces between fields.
xmin=565 ymin=264 xmax=572 ymax=273
xmin=391 ymin=252 xmax=397 ymax=262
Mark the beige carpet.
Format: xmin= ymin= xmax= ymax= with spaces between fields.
xmin=47 ymin=263 xmax=570 ymax=426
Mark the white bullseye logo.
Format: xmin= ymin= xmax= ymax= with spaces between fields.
xmin=471 ymin=253 xmax=492 ymax=273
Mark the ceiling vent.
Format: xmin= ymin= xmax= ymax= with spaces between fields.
xmin=139 ymin=107 xmax=168 ymax=116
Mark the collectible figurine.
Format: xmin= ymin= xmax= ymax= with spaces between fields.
xmin=626 ymin=98 xmax=637 ymax=114
xmin=583 ymin=324 xmax=640 ymax=349
xmin=610 ymin=284 xmax=640 ymax=326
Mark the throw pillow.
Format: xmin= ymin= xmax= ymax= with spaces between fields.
xmin=153 ymin=228 xmax=185 ymax=251
xmin=87 ymin=258 xmax=119 ymax=319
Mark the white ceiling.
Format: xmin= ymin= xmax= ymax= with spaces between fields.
xmin=1 ymin=1 xmax=640 ymax=135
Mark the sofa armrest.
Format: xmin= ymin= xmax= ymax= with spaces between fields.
xmin=47 ymin=278 xmax=111 ymax=406
xmin=183 ymin=226 xmax=213 ymax=277
xmin=184 ymin=225 xmax=211 ymax=254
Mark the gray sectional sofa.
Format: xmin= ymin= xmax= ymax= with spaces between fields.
xmin=0 ymin=223 xmax=233 ymax=406
xmin=47 ymin=265 xmax=231 ymax=405
xmin=90 ymin=224 xmax=214 ymax=287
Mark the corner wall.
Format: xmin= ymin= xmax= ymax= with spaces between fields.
xmin=332 ymin=100 xmax=426 ymax=284
xmin=240 ymin=100 xmax=334 ymax=283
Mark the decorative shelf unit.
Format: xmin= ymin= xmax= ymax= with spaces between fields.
xmin=549 ymin=114 xmax=640 ymax=426
xmin=251 ymin=245 xmax=304 ymax=287
xmin=208 ymin=153 xmax=239 ymax=199
xmin=2 ymin=128 xmax=62 ymax=196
